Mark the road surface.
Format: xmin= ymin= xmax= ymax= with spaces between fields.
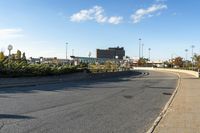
xmin=0 ymin=71 xmax=178 ymax=133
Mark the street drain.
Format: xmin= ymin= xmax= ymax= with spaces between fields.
xmin=163 ymin=92 xmax=172 ymax=95
xmin=123 ymin=95 xmax=133 ymax=99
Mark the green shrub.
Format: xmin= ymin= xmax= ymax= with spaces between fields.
xmin=0 ymin=61 xmax=83 ymax=77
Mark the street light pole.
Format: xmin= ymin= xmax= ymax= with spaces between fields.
xmin=7 ymin=44 xmax=13 ymax=73
xmin=191 ymin=45 xmax=195 ymax=70
xmin=148 ymin=48 xmax=151 ymax=61
xmin=88 ymin=51 xmax=91 ymax=58
xmin=88 ymin=51 xmax=92 ymax=66
xmin=139 ymin=38 xmax=141 ymax=59
xmin=142 ymin=43 xmax=144 ymax=58
xmin=72 ymin=49 xmax=74 ymax=56
xmin=185 ymin=49 xmax=188 ymax=68
xmin=171 ymin=54 xmax=173 ymax=68
xmin=66 ymin=42 xmax=68 ymax=59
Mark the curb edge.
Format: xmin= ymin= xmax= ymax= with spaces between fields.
xmin=146 ymin=71 xmax=181 ymax=133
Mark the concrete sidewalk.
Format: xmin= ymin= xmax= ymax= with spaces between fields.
xmin=154 ymin=72 xmax=200 ymax=133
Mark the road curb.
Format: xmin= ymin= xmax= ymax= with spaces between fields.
xmin=146 ymin=71 xmax=181 ymax=133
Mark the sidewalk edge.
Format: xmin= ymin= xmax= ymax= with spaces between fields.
xmin=146 ymin=72 xmax=181 ymax=133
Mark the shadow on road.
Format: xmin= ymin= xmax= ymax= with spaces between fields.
xmin=0 ymin=71 xmax=143 ymax=94
xmin=0 ymin=114 xmax=34 ymax=119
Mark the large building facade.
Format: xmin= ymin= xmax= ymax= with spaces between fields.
xmin=96 ymin=47 xmax=125 ymax=59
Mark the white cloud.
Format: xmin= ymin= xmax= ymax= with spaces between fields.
xmin=0 ymin=28 xmax=23 ymax=39
xmin=131 ymin=4 xmax=167 ymax=23
xmin=70 ymin=8 xmax=94 ymax=22
xmin=70 ymin=6 xmax=123 ymax=24
xmin=108 ymin=16 xmax=123 ymax=24
xmin=94 ymin=6 xmax=108 ymax=23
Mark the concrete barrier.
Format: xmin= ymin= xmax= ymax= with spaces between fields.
xmin=155 ymin=68 xmax=199 ymax=78
xmin=133 ymin=67 xmax=200 ymax=78
xmin=198 ymin=69 xmax=200 ymax=78
xmin=0 ymin=72 xmax=89 ymax=88
xmin=133 ymin=67 xmax=154 ymax=70
xmin=0 ymin=71 xmax=141 ymax=88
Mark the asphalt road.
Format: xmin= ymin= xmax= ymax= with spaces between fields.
xmin=0 ymin=71 xmax=178 ymax=133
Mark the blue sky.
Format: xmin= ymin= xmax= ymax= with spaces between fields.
xmin=0 ymin=0 xmax=200 ymax=60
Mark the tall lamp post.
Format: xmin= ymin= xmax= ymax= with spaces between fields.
xmin=191 ymin=45 xmax=195 ymax=70
xmin=142 ymin=43 xmax=144 ymax=58
xmin=66 ymin=42 xmax=68 ymax=59
xmin=148 ymin=48 xmax=151 ymax=61
xmin=88 ymin=51 xmax=91 ymax=58
xmin=7 ymin=44 xmax=13 ymax=71
xmin=72 ymin=49 xmax=74 ymax=56
xmin=139 ymin=38 xmax=141 ymax=59
xmin=88 ymin=51 xmax=92 ymax=68
xmin=185 ymin=49 xmax=188 ymax=68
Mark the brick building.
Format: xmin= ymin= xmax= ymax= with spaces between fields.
xmin=96 ymin=47 xmax=125 ymax=59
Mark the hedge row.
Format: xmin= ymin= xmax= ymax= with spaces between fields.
xmin=0 ymin=62 xmax=84 ymax=77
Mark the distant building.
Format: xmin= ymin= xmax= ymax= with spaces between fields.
xmin=96 ymin=47 xmax=125 ymax=59
xmin=29 ymin=57 xmax=70 ymax=65
xmin=29 ymin=57 xmax=41 ymax=64
xmin=131 ymin=60 xmax=164 ymax=67
xmin=70 ymin=56 xmax=120 ymax=65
